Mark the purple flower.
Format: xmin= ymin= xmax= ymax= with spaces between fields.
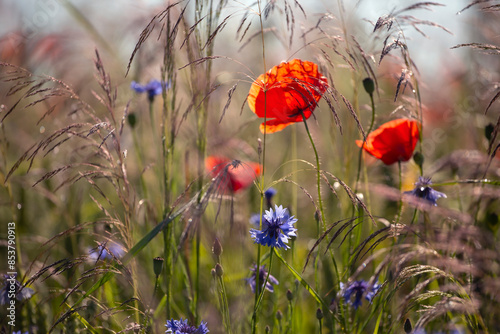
xmin=0 ymin=274 xmax=34 ymax=305
xmin=131 ymin=79 xmax=168 ymax=101
xmin=339 ymin=279 xmax=381 ymax=309
xmin=89 ymin=242 xmax=125 ymax=262
xmin=250 ymin=204 xmax=297 ymax=249
xmin=165 ymin=318 xmax=209 ymax=334
xmin=264 ymin=187 xmax=277 ymax=208
xmin=245 ymin=264 xmax=279 ymax=293
xmin=404 ymin=176 xmax=446 ymax=206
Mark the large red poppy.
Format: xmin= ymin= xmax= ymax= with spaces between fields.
xmin=248 ymin=59 xmax=329 ymax=134
xmin=205 ymin=156 xmax=262 ymax=193
xmin=356 ymin=119 xmax=420 ymax=165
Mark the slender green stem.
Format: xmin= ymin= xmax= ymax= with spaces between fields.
xmin=355 ymin=91 xmax=375 ymax=195
xmin=254 ymin=248 xmax=274 ymax=314
xmin=395 ymin=161 xmax=404 ymax=224
xmin=252 ymin=2 xmax=268 ymax=333
xmin=299 ymin=111 xmax=325 ymax=231
xmin=216 ymin=261 xmax=231 ymax=334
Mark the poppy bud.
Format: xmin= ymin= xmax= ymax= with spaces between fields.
xmin=127 ymin=113 xmax=137 ymax=128
xmin=153 ymin=257 xmax=164 ymax=277
xmin=413 ymin=151 xmax=424 ymax=169
xmin=485 ymin=123 xmax=494 ymax=141
xmin=362 ymin=77 xmax=375 ymax=95
xmin=404 ymin=318 xmax=412 ymax=333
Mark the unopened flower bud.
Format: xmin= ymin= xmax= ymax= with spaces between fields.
xmin=404 ymin=318 xmax=412 ymax=333
xmin=362 ymin=77 xmax=375 ymax=95
xmin=212 ymin=238 xmax=223 ymax=257
xmin=276 ymin=310 xmax=283 ymax=321
xmin=316 ymin=307 xmax=323 ymax=320
xmin=413 ymin=151 xmax=424 ymax=169
xmin=153 ymin=257 xmax=164 ymax=277
xmin=215 ymin=263 xmax=224 ymax=277
xmin=286 ymin=289 xmax=293 ymax=301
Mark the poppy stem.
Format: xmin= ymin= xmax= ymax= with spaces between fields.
xmin=354 ymin=89 xmax=375 ymax=196
xmin=299 ymin=111 xmax=325 ymax=231
xmin=395 ymin=161 xmax=404 ymax=224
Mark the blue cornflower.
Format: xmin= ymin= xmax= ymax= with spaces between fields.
xmin=404 ymin=176 xmax=446 ymax=206
xmin=339 ymin=279 xmax=381 ymax=309
xmin=165 ymin=318 xmax=209 ymax=334
xmin=89 ymin=242 xmax=125 ymax=262
xmin=131 ymin=79 xmax=168 ymax=101
xmin=264 ymin=187 xmax=277 ymax=200
xmin=264 ymin=187 xmax=277 ymax=208
xmin=245 ymin=264 xmax=279 ymax=293
xmin=0 ymin=274 xmax=34 ymax=305
xmin=249 ymin=204 xmax=297 ymax=249
xmin=249 ymin=213 xmax=262 ymax=229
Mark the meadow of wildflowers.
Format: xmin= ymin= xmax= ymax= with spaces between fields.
xmin=1 ymin=0 xmax=500 ymax=333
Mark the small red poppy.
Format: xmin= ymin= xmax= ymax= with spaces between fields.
xmin=248 ymin=59 xmax=329 ymax=134
xmin=205 ymin=156 xmax=262 ymax=193
xmin=356 ymin=119 xmax=420 ymax=165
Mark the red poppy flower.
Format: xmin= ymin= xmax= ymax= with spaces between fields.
xmin=205 ymin=156 xmax=262 ymax=193
xmin=356 ymin=119 xmax=420 ymax=165
xmin=248 ymin=59 xmax=329 ymax=134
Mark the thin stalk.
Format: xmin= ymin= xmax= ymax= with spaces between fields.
xmin=395 ymin=161 xmax=404 ymax=224
xmin=355 ymin=91 xmax=375 ymax=195
xmin=254 ymin=248 xmax=274 ymax=313
xmin=300 ymin=111 xmax=325 ymax=231
xmin=216 ymin=264 xmax=231 ymax=334
xmin=252 ymin=1 xmax=268 ymax=333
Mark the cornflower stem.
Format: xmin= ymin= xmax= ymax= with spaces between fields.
xmin=254 ymin=248 xmax=274 ymax=314
xmin=252 ymin=2 xmax=267 ymax=334
xmin=163 ymin=223 xmax=173 ymax=319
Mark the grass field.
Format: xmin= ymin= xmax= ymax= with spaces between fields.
xmin=1 ymin=1 xmax=500 ymax=333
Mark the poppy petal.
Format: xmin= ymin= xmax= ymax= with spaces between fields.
xmin=356 ymin=119 xmax=420 ymax=165
xmin=260 ymin=118 xmax=296 ymax=134
xmin=205 ymin=156 xmax=261 ymax=193
xmin=248 ymin=59 xmax=328 ymax=133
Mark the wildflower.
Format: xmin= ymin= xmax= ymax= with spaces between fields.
xmin=205 ymin=156 xmax=261 ymax=193
xmin=356 ymin=118 xmax=420 ymax=165
xmin=88 ymin=242 xmax=125 ymax=262
xmin=339 ymin=279 xmax=381 ymax=309
xmin=249 ymin=213 xmax=262 ymax=228
xmin=250 ymin=204 xmax=297 ymax=249
xmin=165 ymin=318 xmax=209 ymax=334
xmin=264 ymin=187 xmax=277 ymax=208
xmin=0 ymin=274 xmax=34 ymax=305
xmin=248 ymin=59 xmax=329 ymax=133
xmin=131 ymin=79 xmax=168 ymax=102
xmin=245 ymin=264 xmax=279 ymax=293
xmin=404 ymin=176 xmax=447 ymax=206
